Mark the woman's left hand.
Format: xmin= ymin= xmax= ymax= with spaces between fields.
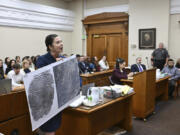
xmin=56 ymin=58 xmax=64 ymax=61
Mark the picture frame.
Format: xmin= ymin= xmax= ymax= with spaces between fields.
xmin=139 ymin=28 xmax=156 ymax=49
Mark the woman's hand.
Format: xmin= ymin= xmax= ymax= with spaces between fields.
xmin=56 ymin=58 xmax=64 ymax=61
xmin=128 ymin=72 xmax=134 ymax=77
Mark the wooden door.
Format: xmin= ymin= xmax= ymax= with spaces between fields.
xmin=83 ymin=12 xmax=129 ymax=68
xmin=107 ymin=33 xmax=123 ymax=68
xmin=92 ymin=34 xmax=107 ymax=60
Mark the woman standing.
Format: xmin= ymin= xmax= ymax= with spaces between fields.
xmin=36 ymin=34 xmax=64 ymax=135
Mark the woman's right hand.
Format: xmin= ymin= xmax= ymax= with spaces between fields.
xmin=128 ymin=72 xmax=134 ymax=77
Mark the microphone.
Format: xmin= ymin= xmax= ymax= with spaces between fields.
xmin=145 ymin=57 xmax=149 ymax=69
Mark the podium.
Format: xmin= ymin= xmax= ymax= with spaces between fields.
xmin=132 ymin=69 xmax=156 ymax=119
xmin=122 ymin=69 xmax=156 ymax=119
xmin=0 ymin=90 xmax=34 ymax=135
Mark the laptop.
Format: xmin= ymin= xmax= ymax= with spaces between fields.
xmin=81 ymin=83 xmax=95 ymax=96
xmin=0 ymin=79 xmax=12 ymax=95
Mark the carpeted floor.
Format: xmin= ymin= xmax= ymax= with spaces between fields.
xmin=100 ymin=97 xmax=180 ymax=135
xmin=125 ymin=97 xmax=180 ymax=135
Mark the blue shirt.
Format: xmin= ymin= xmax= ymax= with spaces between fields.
xmin=162 ymin=66 xmax=180 ymax=80
xmin=36 ymin=52 xmax=64 ymax=132
xmin=37 ymin=52 xmax=65 ymax=68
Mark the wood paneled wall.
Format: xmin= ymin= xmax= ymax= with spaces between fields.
xmin=83 ymin=12 xmax=129 ymax=68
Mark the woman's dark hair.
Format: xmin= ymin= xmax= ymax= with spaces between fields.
xmin=116 ymin=58 xmax=125 ymax=69
xmin=5 ymin=57 xmax=10 ymax=65
xmin=45 ymin=34 xmax=58 ymax=52
xmin=8 ymin=59 xmax=16 ymax=68
xmin=15 ymin=56 xmax=20 ymax=60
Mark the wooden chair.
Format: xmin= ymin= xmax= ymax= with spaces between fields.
xmin=108 ymin=76 xmax=114 ymax=85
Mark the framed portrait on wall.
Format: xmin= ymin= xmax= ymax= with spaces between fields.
xmin=139 ymin=28 xmax=156 ymax=49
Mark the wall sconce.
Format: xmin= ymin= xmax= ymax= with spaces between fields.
xmin=131 ymin=44 xmax=137 ymax=49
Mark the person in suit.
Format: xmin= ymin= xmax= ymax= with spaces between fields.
xmin=111 ymin=58 xmax=134 ymax=85
xmin=78 ymin=56 xmax=91 ymax=74
xmin=131 ymin=57 xmax=146 ymax=73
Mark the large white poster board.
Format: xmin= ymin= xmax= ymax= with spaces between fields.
xmin=24 ymin=55 xmax=80 ymax=131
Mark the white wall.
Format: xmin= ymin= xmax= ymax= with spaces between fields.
xmin=169 ymin=14 xmax=180 ymax=61
xmin=128 ymin=0 xmax=170 ymax=67
xmin=22 ymin=0 xmax=68 ymax=9
xmin=0 ymin=0 xmax=72 ymax=60
xmin=86 ymin=0 xmax=128 ymax=9
xmin=0 ymin=26 xmax=72 ymax=60
xmin=68 ymin=0 xmax=84 ymax=55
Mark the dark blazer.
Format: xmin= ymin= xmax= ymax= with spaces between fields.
xmin=111 ymin=68 xmax=128 ymax=85
xmin=131 ymin=64 xmax=146 ymax=72
xmin=78 ymin=62 xmax=91 ymax=74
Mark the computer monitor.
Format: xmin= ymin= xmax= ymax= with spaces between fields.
xmin=0 ymin=79 xmax=12 ymax=95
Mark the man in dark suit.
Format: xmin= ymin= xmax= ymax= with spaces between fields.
xmin=78 ymin=56 xmax=91 ymax=74
xmin=131 ymin=57 xmax=146 ymax=73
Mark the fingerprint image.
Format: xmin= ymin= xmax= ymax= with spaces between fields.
xmin=53 ymin=58 xmax=80 ymax=108
xmin=28 ymin=70 xmax=54 ymax=121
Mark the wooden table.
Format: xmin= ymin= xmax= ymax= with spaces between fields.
xmin=122 ymin=76 xmax=169 ymax=100
xmin=121 ymin=69 xmax=169 ymax=119
xmin=56 ymin=93 xmax=135 ymax=135
xmin=155 ymin=76 xmax=169 ymax=101
xmin=81 ymin=70 xmax=113 ymax=86
xmin=0 ymin=89 xmax=35 ymax=135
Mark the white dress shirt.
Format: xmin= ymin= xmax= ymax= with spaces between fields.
xmin=99 ymin=60 xmax=109 ymax=71
xmin=7 ymin=70 xmax=24 ymax=87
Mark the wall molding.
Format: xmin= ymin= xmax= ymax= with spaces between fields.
xmin=171 ymin=0 xmax=180 ymax=14
xmin=0 ymin=0 xmax=75 ymax=31
xmin=84 ymin=4 xmax=129 ymax=17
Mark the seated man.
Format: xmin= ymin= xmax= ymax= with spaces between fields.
xmin=131 ymin=57 xmax=146 ymax=73
xmin=7 ymin=63 xmax=24 ymax=88
xmin=78 ymin=56 xmax=91 ymax=74
xmin=162 ymin=59 xmax=180 ymax=97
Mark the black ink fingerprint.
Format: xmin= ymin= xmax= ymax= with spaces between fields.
xmin=28 ymin=70 xmax=54 ymax=121
xmin=53 ymin=58 xmax=80 ymax=108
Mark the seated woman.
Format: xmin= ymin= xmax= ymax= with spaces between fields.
xmin=5 ymin=59 xmax=16 ymax=75
xmin=111 ymin=58 xmax=133 ymax=85
xmin=176 ymin=58 xmax=180 ymax=70
xmin=0 ymin=59 xmax=5 ymax=79
xmin=99 ymin=56 xmax=109 ymax=71
xmin=4 ymin=57 xmax=10 ymax=73
xmin=21 ymin=59 xmax=35 ymax=75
